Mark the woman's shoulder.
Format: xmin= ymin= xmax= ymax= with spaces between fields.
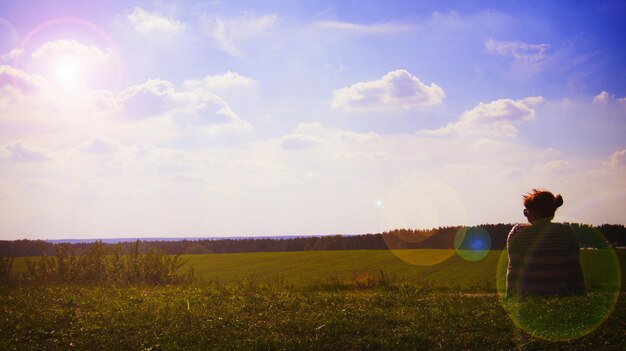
xmin=510 ymin=223 xmax=530 ymax=233
xmin=507 ymin=223 xmax=530 ymax=241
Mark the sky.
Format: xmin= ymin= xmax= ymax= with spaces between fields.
xmin=0 ymin=0 xmax=625 ymax=240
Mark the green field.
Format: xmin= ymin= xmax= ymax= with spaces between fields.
xmin=3 ymin=249 xmax=625 ymax=350
xmin=10 ymin=249 xmax=625 ymax=290
xmin=181 ymin=249 xmax=625 ymax=290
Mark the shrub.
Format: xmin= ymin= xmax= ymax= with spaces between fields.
xmin=18 ymin=241 xmax=194 ymax=286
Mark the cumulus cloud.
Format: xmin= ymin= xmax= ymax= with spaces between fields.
xmin=421 ymin=96 xmax=543 ymax=137
xmin=332 ymin=70 xmax=445 ymax=112
xmin=0 ymin=62 xmax=251 ymax=149
xmin=31 ymin=39 xmax=111 ymax=62
xmin=182 ymin=71 xmax=257 ymax=91
xmin=0 ymin=48 xmax=24 ymax=62
xmin=313 ymin=21 xmax=414 ymax=34
xmin=280 ymin=135 xmax=321 ymax=150
xmin=172 ymin=90 xmax=249 ymax=131
xmin=118 ymin=78 xmax=251 ymax=133
xmin=79 ymin=137 xmax=119 ymax=154
xmin=0 ymin=65 xmax=46 ymax=94
xmin=118 ymin=79 xmax=174 ymax=119
xmin=593 ymin=90 xmax=626 ymax=105
xmin=126 ymin=7 xmax=184 ymax=35
xmin=27 ymin=39 xmax=119 ymax=91
xmin=593 ymin=91 xmax=610 ymax=104
xmin=200 ymin=13 xmax=278 ymax=57
xmin=2 ymin=142 xmax=48 ymax=162
xmin=609 ymin=149 xmax=626 ymax=168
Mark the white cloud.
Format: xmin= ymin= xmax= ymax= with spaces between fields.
xmin=31 ymin=39 xmax=111 ymax=62
xmin=0 ymin=63 xmax=251 ymax=150
xmin=0 ymin=65 xmax=46 ymax=94
xmin=79 ymin=137 xmax=119 ymax=155
xmin=313 ymin=21 xmax=414 ymax=34
xmin=0 ymin=48 xmax=24 ymax=62
xmin=593 ymin=90 xmax=626 ymax=106
xmin=200 ymin=13 xmax=278 ymax=57
xmin=118 ymin=79 xmax=174 ymax=119
xmin=28 ymin=39 xmax=119 ymax=92
xmin=126 ymin=7 xmax=184 ymax=35
xmin=533 ymin=160 xmax=572 ymax=173
xmin=172 ymin=89 xmax=251 ymax=133
xmin=593 ymin=91 xmax=610 ymax=104
xmin=182 ymin=71 xmax=257 ymax=91
xmin=280 ymin=134 xmax=321 ymax=150
xmin=485 ymin=38 xmax=549 ymax=62
xmin=289 ymin=123 xmax=380 ymax=144
xmin=332 ymin=70 xmax=445 ymax=112
xmin=485 ymin=38 xmax=556 ymax=80
xmin=609 ymin=149 xmax=626 ymax=168
xmin=2 ymin=142 xmax=48 ymax=162
xmin=118 ymin=78 xmax=251 ymax=134
xmin=421 ymin=96 xmax=543 ymax=137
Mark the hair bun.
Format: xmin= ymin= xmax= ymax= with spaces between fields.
xmin=554 ymin=194 xmax=564 ymax=208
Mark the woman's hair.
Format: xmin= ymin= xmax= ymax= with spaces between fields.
xmin=523 ymin=188 xmax=563 ymax=219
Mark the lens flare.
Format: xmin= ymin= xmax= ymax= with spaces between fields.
xmin=50 ymin=55 xmax=84 ymax=90
xmin=0 ymin=18 xmax=19 ymax=57
xmin=496 ymin=223 xmax=621 ymax=341
xmin=380 ymin=178 xmax=467 ymax=266
xmin=16 ymin=17 xmax=123 ymax=92
xmin=454 ymin=226 xmax=491 ymax=261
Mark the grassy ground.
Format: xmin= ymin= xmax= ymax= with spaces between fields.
xmin=1 ymin=284 xmax=624 ymax=350
xmin=3 ymin=249 xmax=625 ymax=350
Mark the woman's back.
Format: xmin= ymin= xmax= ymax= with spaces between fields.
xmin=506 ymin=220 xmax=585 ymax=296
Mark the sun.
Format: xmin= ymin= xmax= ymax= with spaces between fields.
xmin=49 ymin=55 xmax=85 ymax=91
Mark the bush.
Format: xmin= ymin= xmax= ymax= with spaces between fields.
xmin=17 ymin=241 xmax=194 ymax=286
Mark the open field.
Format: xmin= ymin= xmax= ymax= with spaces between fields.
xmin=183 ymin=249 xmax=626 ymax=291
xmin=12 ymin=249 xmax=624 ymax=290
xmin=3 ymin=249 xmax=624 ymax=350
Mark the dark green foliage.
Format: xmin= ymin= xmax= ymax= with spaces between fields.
xmin=2 ymin=223 xmax=625 ymax=257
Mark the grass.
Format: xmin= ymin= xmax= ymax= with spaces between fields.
xmin=1 ymin=285 xmax=624 ymax=350
xmin=3 ymin=249 xmax=624 ymax=350
xmin=142 ymin=249 xmax=624 ymax=290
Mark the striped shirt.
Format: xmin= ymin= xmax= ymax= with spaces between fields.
xmin=506 ymin=220 xmax=585 ymax=296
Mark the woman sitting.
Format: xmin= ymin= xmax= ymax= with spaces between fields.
xmin=506 ymin=189 xmax=585 ymax=296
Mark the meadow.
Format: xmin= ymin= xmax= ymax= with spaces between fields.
xmin=10 ymin=249 xmax=625 ymax=290
xmin=2 ymin=249 xmax=625 ymax=350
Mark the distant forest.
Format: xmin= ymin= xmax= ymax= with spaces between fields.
xmin=1 ymin=223 xmax=625 ymax=257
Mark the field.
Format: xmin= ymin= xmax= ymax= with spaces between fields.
xmin=11 ymin=249 xmax=625 ymax=290
xmin=2 ymin=249 xmax=625 ymax=350
xmin=182 ymin=249 xmax=625 ymax=291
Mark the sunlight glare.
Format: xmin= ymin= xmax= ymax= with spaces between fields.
xmin=50 ymin=55 xmax=84 ymax=90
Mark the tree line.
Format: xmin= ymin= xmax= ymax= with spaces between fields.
xmin=1 ymin=223 xmax=624 ymax=257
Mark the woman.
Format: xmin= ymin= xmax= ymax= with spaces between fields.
xmin=506 ymin=189 xmax=585 ymax=296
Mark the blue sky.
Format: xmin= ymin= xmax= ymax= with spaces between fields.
xmin=0 ymin=1 xmax=625 ymax=239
